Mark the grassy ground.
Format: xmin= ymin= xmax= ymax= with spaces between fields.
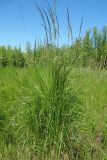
xmin=0 ymin=66 xmax=107 ymax=159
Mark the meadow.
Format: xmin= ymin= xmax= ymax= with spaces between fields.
xmin=0 ymin=3 xmax=107 ymax=160
xmin=0 ymin=53 xmax=107 ymax=159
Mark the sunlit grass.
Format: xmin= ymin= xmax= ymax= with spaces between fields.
xmin=0 ymin=66 xmax=107 ymax=159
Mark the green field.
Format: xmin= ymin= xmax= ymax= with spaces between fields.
xmin=0 ymin=66 xmax=107 ymax=159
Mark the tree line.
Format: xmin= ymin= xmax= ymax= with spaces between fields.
xmin=1 ymin=26 xmax=107 ymax=69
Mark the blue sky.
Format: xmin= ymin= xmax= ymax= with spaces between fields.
xmin=0 ymin=0 xmax=107 ymax=48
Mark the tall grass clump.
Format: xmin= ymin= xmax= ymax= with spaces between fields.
xmin=18 ymin=53 xmax=82 ymax=159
